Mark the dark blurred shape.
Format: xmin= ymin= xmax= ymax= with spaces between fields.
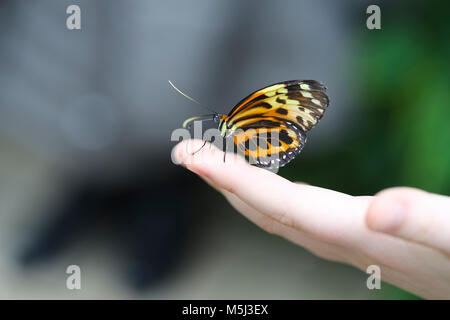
xmin=20 ymin=161 xmax=195 ymax=289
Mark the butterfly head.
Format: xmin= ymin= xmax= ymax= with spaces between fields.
xmin=183 ymin=113 xmax=222 ymax=130
xmin=218 ymin=115 xmax=235 ymax=138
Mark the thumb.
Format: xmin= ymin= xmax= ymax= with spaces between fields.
xmin=366 ymin=187 xmax=450 ymax=254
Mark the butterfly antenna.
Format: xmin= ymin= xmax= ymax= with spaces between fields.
xmin=168 ymin=80 xmax=217 ymax=114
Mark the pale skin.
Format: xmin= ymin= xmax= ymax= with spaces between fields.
xmin=173 ymin=139 xmax=450 ymax=299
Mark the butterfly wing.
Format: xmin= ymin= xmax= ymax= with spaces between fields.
xmin=226 ymin=80 xmax=329 ymax=168
xmin=232 ymin=122 xmax=306 ymax=168
xmin=227 ymin=80 xmax=329 ymax=132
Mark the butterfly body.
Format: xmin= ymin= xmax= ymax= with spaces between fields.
xmin=183 ymin=80 xmax=329 ymax=169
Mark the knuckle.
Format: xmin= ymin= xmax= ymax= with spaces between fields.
xmin=259 ymin=219 xmax=278 ymax=235
xmin=222 ymin=182 xmax=236 ymax=195
xmin=274 ymin=201 xmax=297 ymax=230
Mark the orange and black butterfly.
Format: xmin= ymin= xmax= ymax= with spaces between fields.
xmin=181 ymin=80 xmax=330 ymax=169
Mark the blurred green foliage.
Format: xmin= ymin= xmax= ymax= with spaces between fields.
xmin=281 ymin=1 xmax=449 ymax=299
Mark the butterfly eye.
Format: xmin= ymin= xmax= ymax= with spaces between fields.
xmin=213 ymin=114 xmax=220 ymax=123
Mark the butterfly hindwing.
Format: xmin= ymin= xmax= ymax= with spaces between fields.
xmin=232 ymin=122 xmax=306 ymax=168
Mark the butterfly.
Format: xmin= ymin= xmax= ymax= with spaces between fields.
xmin=181 ymin=80 xmax=330 ymax=169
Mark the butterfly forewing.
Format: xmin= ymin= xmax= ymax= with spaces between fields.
xmin=227 ymin=80 xmax=329 ymax=132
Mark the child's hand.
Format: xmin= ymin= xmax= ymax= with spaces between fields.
xmin=173 ymin=139 xmax=450 ymax=299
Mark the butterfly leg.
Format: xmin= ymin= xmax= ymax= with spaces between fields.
xmin=191 ymin=135 xmax=218 ymax=155
xmin=191 ymin=140 xmax=208 ymax=155
xmin=208 ymin=136 xmax=215 ymax=150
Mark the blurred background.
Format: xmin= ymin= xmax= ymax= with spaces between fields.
xmin=0 ymin=0 xmax=448 ymax=299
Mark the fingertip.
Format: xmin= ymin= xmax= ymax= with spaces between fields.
xmin=173 ymin=139 xmax=286 ymax=206
xmin=172 ymin=139 xmax=248 ymax=176
xmin=172 ymin=140 xmax=187 ymax=165
xmin=172 ymin=139 xmax=207 ymax=166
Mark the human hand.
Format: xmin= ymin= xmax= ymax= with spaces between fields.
xmin=173 ymin=139 xmax=450 ymax=299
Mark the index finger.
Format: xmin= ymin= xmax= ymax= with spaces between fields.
xmin=173 ymin=140 xmax=370 ymax=241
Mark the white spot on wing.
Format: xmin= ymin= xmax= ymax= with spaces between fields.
xmin=300 ymin=84 xmax=310 ymax=90
xmin=301 ymin=91 xmax=313 ymax=98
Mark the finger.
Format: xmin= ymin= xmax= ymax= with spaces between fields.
xmin=220 ymin=189 xmax=354 ymax=264
xmin=366 ymin=187 xmax=450 ymax=254
xmin=173 ymin=139 xmax=370 ymax=244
